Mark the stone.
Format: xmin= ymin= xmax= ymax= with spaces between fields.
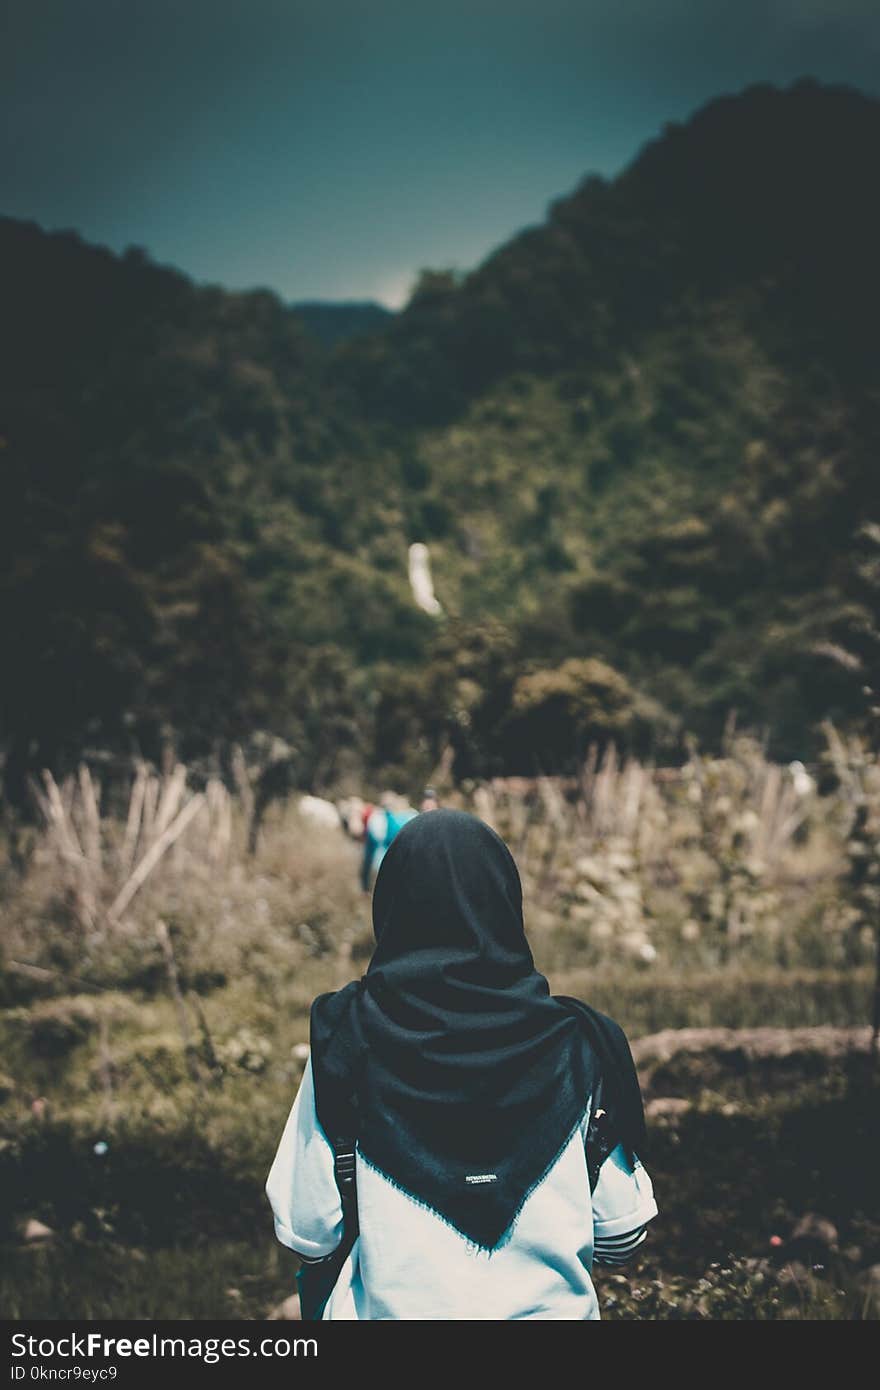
xmin=23 ymin=1218 xmax=53 ymax=1243
xmin=267 ymin=1294 xmax=301 ymax=1321
xmin=646 ymin=1097 xmax=691 ymax=1121
xmin=791 ymin=1213 xmax=838 ymax=1250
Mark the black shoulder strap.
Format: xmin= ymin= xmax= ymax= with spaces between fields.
xmin=318 ymin=1038 xmax=362 ymax=1247
xmin=295 ymin=1133 xmax=359 ymax=1321
xmin=585 ymin=1073 xmax=618 ymax=1194
xmin=332 ymin=1134 xmax=360 ymax=1241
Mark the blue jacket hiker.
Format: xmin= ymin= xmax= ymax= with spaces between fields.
xmin=360 ymin=800 xmax=417 ymax=892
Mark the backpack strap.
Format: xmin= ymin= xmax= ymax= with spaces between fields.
xmin=332 ymin=1135 xmax=360 ymax=1240
xmin=296 ymin=1130 xmax=359 ymax=1321
xmin=585 ymin=1073 xmax=617 ymax=1194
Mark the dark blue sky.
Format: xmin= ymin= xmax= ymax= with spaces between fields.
xmin=3 ymin=1 xmax=879 ymax=307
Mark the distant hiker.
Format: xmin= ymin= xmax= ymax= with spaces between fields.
xmin=267 ymin=809 xmax=657 ymax=1320
xmin=360 ymin=793 xmax=417 ymax=892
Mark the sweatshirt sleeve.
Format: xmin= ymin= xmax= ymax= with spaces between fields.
xmin=591 ymin=1143 xmax=658 ymax=1263
xmin=265 ymin=1056 xmax=344 ymax=1259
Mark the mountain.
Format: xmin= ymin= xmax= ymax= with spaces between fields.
xmin=343 ymin=79 xmax=878 ymax=418
xmin=1 ymin=79 xmax=878 ymax=796
xmin=291 ymin=300 xmax=394 ymax=349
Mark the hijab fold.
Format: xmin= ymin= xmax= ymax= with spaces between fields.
xmin=310 ymin=809 xmax=646 ymax=1250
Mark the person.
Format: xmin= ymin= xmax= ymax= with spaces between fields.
xmin=359 ymin=792 xmax=417 ymax=892
xmin=420 ymin=785 xmax=440 ymax=812
xmin=266 ymin=809 xmax=657 ymax=1320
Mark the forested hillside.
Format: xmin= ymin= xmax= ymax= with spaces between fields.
xmin=291 ymin=300 xmax=393 ymax=349
xmin=2 ymin=79 xmax=878 ymax=795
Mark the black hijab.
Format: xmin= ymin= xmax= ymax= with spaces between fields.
xmin=310 ymin=808 xmax=646 ymax=1250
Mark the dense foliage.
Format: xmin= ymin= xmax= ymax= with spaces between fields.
xmin=2 ymin=79 xmax=878 ymax=795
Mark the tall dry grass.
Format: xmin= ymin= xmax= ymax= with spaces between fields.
xmin=3 ymin=730 xmax=875 ymax=1007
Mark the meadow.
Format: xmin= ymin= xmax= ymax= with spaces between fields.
xmin=1 ymin=728 xmax=878 ymax=1320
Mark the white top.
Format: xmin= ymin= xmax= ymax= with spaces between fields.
xmin=266 ymin=1057 xmax=658 ymax=1320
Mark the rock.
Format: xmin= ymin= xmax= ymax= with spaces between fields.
xmin=791 ymin=1213 xmax=838 ymax=1250
xmin=22 ymin=1218 xmax=53 ymax=1243
xmin=267 ymin=1294 xmax=301 ymax=1321
xmin=646 ymin=1097 xmax=691 ymax=1121
xmin=575 ymin=881 xmax=601 ymax=902
xmin=575 ymin=856 xmax=604 ymax=882
xmin=632 ymin=1026 xmax=873 ymax=1075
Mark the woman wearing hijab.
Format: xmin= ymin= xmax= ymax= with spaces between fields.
xmin=266 ymin=809 xmax=657 ymax=1320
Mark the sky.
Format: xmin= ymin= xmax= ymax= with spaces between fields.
xmin=2 ymin=1 xmax=879 ymax=308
